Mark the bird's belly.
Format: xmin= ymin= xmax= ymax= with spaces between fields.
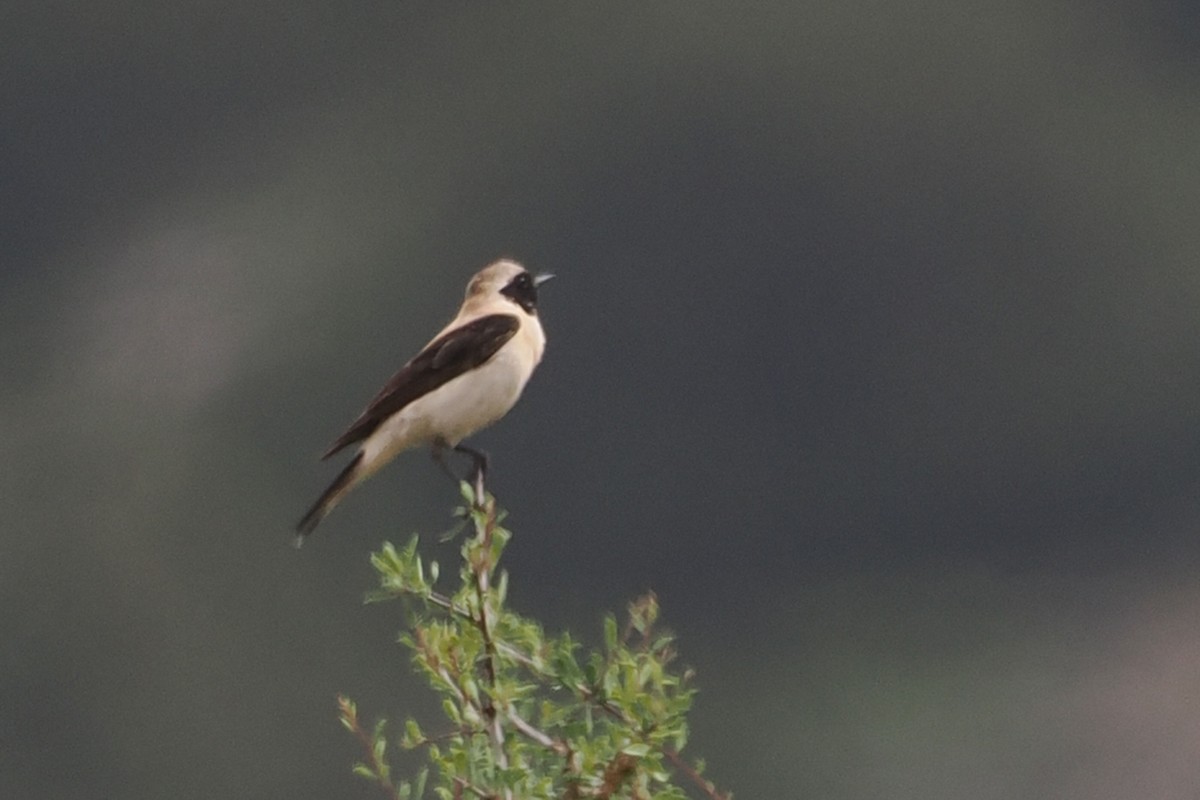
xmin=406 ymin=349 xmax=531 ymax=445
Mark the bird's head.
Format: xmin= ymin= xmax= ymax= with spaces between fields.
xmin=466 ymin=259 xmax=554 ymax=315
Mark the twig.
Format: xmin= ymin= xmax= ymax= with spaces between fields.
xmin=417 ymin=726 xmax=483 ymax=746
xmin=663 ymin=747 xmax=731 ymax=800
xmin=337 ymin=695 xmax=404 ymax=800
xmin=453 ymin=776 xmax=497 ymax=799
xmin=596 ymin=753 xmax=638 ymax=800
xmin=426 ymin=589 xmax=470 ymax=616
xmin=495 ymin=640 xmax=541 ymax=670
xmin=506 ymin=706 xmax=569 ymax=754
xmin=469 ymin=488 xmax=513 ymax=800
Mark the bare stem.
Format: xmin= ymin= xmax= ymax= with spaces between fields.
xmin=337 ymin=695 xmax=404 ymax=800
xmin=506 ymin=706 xmax=569 ymax=754
xmin=453 ymin=776 xmax=497 ymax=800
xmin=663 ymin=747 xmax=731 ymax=800
xmin=469 ymin=488 xmax=512 ymax=800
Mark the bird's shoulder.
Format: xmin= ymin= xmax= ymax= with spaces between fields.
xmin=420 ymin=312 xmax=522 ymax=370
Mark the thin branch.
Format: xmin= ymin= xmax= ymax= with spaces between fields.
xmin=437 ymin=665 xmax=473 ymax=710
xmin=426 ymin=589 xmax=469 ymax=616
xmin=506 ymin=706 xmax=569 ymax=754
xmin=663 ymin=747 xmax=731 ymax=800
xmin=469 ymin=489 xmax=513 ymax=800
xmin=337 ymin=696 xmax=404 ymax=800
xmin=596 ymin=753 xmax=637 ymax=800
xmin=453 ymin=776 xmax=498 ymax=800
xmin=495 ymin=640 xmax=541 ymax=670
xmin=410 ymin=726 xmax=484 ymax=748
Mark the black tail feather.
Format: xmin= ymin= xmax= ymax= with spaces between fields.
xmin=295 ymin=452 xmax=363 ymax=543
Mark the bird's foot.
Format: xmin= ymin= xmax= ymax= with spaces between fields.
xmin=431 ymin=439 xmax=489 ymax=508
xmin=453 ymin=443 xmax=489 ymax=506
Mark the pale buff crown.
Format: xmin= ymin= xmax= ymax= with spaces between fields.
xmin=464 ymin=260 xmax=527 ymax=303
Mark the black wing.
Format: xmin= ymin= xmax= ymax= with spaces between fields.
xmin=320 ymin=314 xmax=520 ymax=459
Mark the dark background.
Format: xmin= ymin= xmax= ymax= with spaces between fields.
xmin=4 ymin=3 xmax=1200 ymax=798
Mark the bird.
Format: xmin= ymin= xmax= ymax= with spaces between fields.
xmin=295 ymin=259 xmax=552 ymax=541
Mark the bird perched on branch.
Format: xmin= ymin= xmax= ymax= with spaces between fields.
xmin=296 ymin=259 xmax=552 ymax=542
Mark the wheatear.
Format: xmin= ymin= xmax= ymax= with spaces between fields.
xmin=296 ymin=259 xmax=551 ymax=540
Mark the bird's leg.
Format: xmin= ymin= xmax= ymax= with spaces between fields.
xmin=432 ymin=439 xmax=489 ymax=503
xmin=453 ymin=443 xmax=489 ymax=501
xmin=431 ymin=437 xmax=461 ymax=484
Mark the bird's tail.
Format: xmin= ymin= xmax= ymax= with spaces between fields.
xmin=294 ymin=452 xmax=364 ymax=546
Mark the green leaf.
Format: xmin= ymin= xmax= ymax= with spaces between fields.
xmin=338 ymin=698 xmax=357 ymax=731
xmin=363 ymin=588 xmax=394 ymax=604
xmin=372 ymin=733 xmax=387 ymax=769
xmin=496 ymin=569 xmax=509 ymax=605
xmin=498 ymin=766 xmax=528 ymax=788
xmin=401 ymin=717 xmax=423 ymax=749
xmin=603 ymin=614 xmax=619 ymax=651
xmin=437 ymin=516 xmax=468 ymax=542
xmin=673 ymin=722 xmax=689 ymax=751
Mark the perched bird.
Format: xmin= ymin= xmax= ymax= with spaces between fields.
xmin=296 ymin=259 xmax=552 ymax=541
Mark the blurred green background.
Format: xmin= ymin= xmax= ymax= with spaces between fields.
xmin=4 ymin=3 xmax=1200 ymax=798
